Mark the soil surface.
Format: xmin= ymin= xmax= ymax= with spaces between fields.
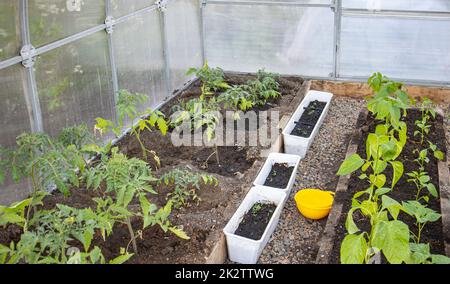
xmin=263 ymin=163 xmax=294 ymax=189
xmin=329 ymin=109 xmax=447 ymax=264
xmin=290 ymin=100 xmax=327 ymax=137
xmin=234 ymin=202 xmax=277 ymax=240
xmin=0 ymin=73 xmax=306 ymax=264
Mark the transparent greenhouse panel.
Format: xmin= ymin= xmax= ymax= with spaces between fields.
xmin=339 ymin=15 xmax=450 ymax=82
xmin=208 ymin=0 xmax=331 ymax=3
xmin=0 ymin=65 xmax=33 ymax=205
xmin=165 ymin=0 xmax=203 ymax=92
xmin=0 ymin=1 xmax=20 ymax=61
xmin=111 ymin=0 xmax=154 ymax=18
xmin=113 ymin=10 xmax=168 ymax=110
xmin=34 ymin=31 xmax=115 ymax=137
xmin=205 ymin=5 xmax=334 ymax=77
xmin=29 ymin=0 xmax=105 ymax=47
xmin=342 ymin=0 xmax=450 ymax=12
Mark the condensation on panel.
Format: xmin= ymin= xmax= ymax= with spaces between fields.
xmin=29 ymin=0 xmax=105 ymax=47
xmin=342 ymin=0 xmax=450 ymax=12
xmin=166 ymin=0 xmax=203 ymax=92
xmin=205 ymin=4 xmax=334 ymax=76
xmin=111 ymin=0 xmax=153 ymax=18
xmin=0 ymin=1 xmax=21 ymax=61
xmin=34 ymin=31 xmax=115 ymax=137
xmin=113 ymin=10 xmax=167 ymax=109
xmin=339 ymin=16 xmax=450 ymax=82
xmin=0 ymin=65 xmax=33 ymax=206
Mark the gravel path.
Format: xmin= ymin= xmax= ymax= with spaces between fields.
xmin=259 ymin=96 xmax=366 ymax=264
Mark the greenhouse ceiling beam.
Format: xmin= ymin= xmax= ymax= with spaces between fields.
xmin=206 ymin=0 xmax=331 ymax=8
xmin=342 ymin=8 xmax=450 ymax=19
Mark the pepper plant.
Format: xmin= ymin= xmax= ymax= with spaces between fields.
xmin=402 ymin=201 xmax=440 ymax=244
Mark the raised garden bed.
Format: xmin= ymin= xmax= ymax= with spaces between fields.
xmin=0 ymin=73 xmax=308 ymax=264
xmin=316 ymin=108 xmax=449 ymax=264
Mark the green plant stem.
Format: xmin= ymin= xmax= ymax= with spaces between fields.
xmin=126 ymin=217 xmax=138 ymax=255
xmin=417 ymin=223 xmax=424 ymax=244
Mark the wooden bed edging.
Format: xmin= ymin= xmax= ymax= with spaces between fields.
xmin=204 ymin=80 xmax=311 ymax=264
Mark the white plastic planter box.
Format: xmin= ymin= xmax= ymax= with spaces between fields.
xmin=253 ymin=152 xmax=301 ymax=197
xmin=223 ymin=187 xmax=286 ymax=264
xmin=282 ymin=90 xmax=333 ymax=158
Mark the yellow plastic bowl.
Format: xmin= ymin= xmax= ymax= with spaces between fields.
xmin=294 ymin=189 xmax=335 ymax=220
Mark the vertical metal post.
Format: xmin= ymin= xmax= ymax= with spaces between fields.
xmin=159 ymin=6 xmax=172 ymax=101
xmin=20 ymin=0 xmax=43 ymax=133
xmin=105 ymin=0 xmax=119 ymax=121
xmin=199 ymin=0 xmax=207 ymax=63
xmin=332 ymin=0 xmax=342 ymax=78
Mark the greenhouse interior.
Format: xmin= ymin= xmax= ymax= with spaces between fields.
xmin=0 ymin=0 xmax=450 ymax=267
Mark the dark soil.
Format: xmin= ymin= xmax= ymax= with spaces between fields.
xmin=234 ymin=202 xmax=277 ymax=240
xmin=116 ymin=74 xmax=304 ymax=176
xmin=329 ymin=109 xmax=447 ymax=264
xmin=290 ymin=100 xmax=327 ymax=137
xmin=263 ymin=163 xmax=294 ymax=189
xmin=0 ymin=73 xmax=305 ymax=264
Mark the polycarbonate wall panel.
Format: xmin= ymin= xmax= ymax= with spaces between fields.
xmin=0 ymin=65 xmax=32 ymax=148
xmin=29 ymin=0 xmax=105 ymax=47
xmin=209 ymin=0 xmax=331 ymax=3
xmin=165 ymin=0 xmax=203 ymax=92
xmin=111 ymin=0 xmax=153 ymax=18
xmin=339 ymin=15 xmax=450 ymax=82
xmin=113 ymin=10 xmax=167 ymax=109
xmin=0 ymin=1 xmax=21 ymax=61
xmin=34 ymin=32 xmax=115 ymax=136
xmin=0 ymin=65 xmax=33 ymax=206
xmin=343 ymin=0 xmax=450 ymax=12
xmin=205 ymin=4 xmax=334 ymax=76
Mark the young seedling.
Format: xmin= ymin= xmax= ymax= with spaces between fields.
xmin=407 ymin=243 xmax=450 ymax=264
xmin=0 ymin=204 xmax=133 ymax=264
xmin=243 ymin=69 xmax=281 ymax=107
xmin=217 ymin=85 xmax=255 ymax=120
xmin=158 ymin=167 xmax=218 ymax=208
xmin=170 ymin=97 xmax=222 ymax=167
xmin=402 ymin=201 xmax=441 ymax=244
xmin=95 ymin=89 xmax=168 ymax=164
xmin=251 ymin=203 xmax=263 ymax=216
xmin=84 ymin=148 xmax=188 ymax=255
xmin=186 ymin=61 xmax=230 ymax=95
